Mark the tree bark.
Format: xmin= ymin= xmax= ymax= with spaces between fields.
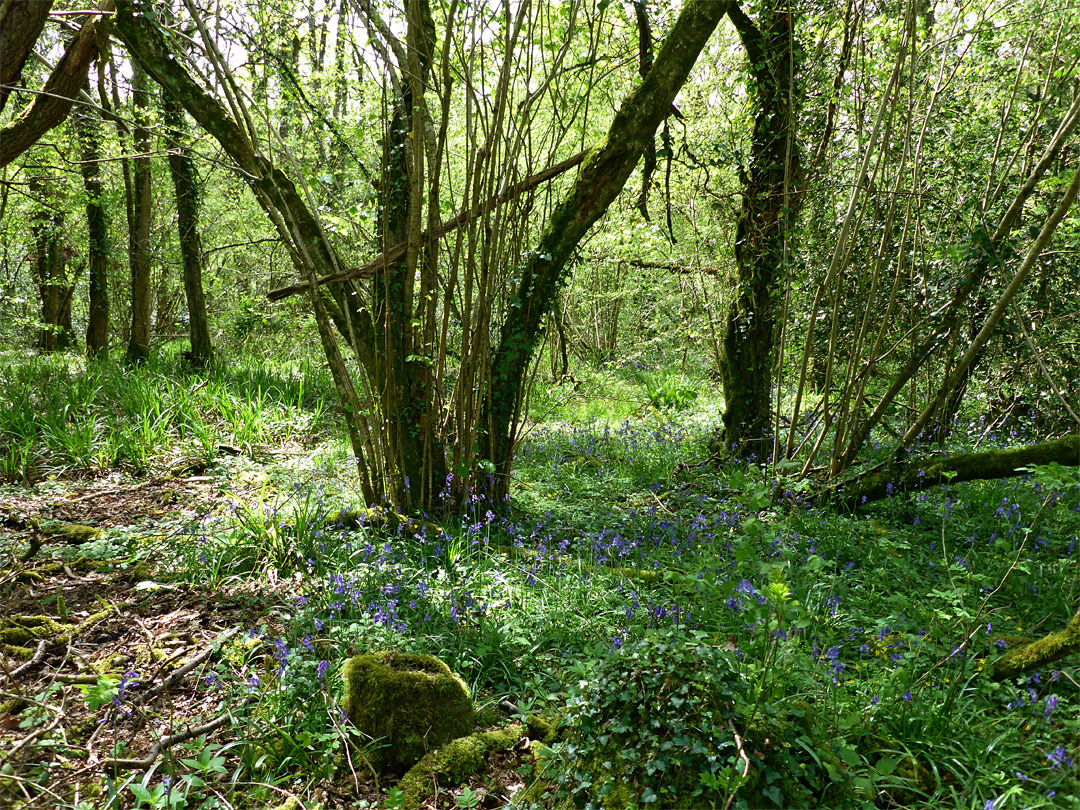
xmin=76 ymin=90 xmax=110 ymax=360
xmin=0 ymin=0 xmax=53 ymax=115
xmin=163 ymin=92 xmax=213 ymax=367
xmin=836 ymin=434 xmax=1079 ymax=508
xmin=718 ymin=2 xmax=802 ymax=459
xmin=0 ymin=0 xmax=114 ymax=168
xmin=481 ymin=0 xmax=733 ymax=495
xmin=125 ymin=62 xmax=154 ymax=365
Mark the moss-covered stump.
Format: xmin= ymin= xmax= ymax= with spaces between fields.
xmin=992 ymin=609 xmax=1080 ymax=680
xmin=396 ymin=724 xmax=524 ymax=810
xmin=343 ymin=651 xmax=475 ymax=773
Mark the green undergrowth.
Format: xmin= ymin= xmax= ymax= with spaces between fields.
xmin=0 ymin=348 xmax=335 ymax=483
xmin=2 ymin=353 xmax=1077 ymax=810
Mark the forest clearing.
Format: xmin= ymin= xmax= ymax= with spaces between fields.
xmin=1 ymin=0 xmax=1078 ymax=808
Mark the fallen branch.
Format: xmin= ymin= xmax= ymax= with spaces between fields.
xmin=0 ymin=640 xmax=47 ymax=684
xmin=834 ymin=434 xmax=1079 ymax=508
xmin=992 ymin=609 xmax=1080 ymax=681
xmin=104 ymin=709 xmax=237 ymax=771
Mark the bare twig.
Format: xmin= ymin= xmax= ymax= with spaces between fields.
xmin=105 ymin=709 xmax=237 ymax=771
xmin=0 ymin=640 xmax=48 ymax=684
xmin=132 ymin=627 xmax=239 ymax=708
xmin=721 ymin=719 xmax=751 ymax=810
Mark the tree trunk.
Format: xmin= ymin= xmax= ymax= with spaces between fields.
xmin=163 ymin=93 xmax=213 ymax=367
xmin=0 ymin=1 xmax=113 ymax=168
xmin=482 ymin=0 xmax=733 ymax=498
xmin=76 ymin=91 xmax=110 ymax=360
xmin=125 ymin=62 xmax=154 ymax=365
xmin=0 ymin=0 xmax=53 ymax=115
xmin=29 ymin=173 xmax=73 ymax=353
xmin=717 ymin=2 xmax=801 ymax=460
xmin=836 ymin=433 xmax=1079 ymax=508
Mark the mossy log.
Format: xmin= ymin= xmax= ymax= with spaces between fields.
xmin=992 ymin=609 xmax=1080 ymax=680
xmin=837 ymin=434 xmax=1078 ymax=508
xmin=396 ymin=724 xmax=524 ymax=810
xmin=0 ymin=609 xmax=111 ymax=659
xmin=343 ymin=651 xmax=475 ymax=773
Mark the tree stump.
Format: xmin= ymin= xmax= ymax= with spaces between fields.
xmin=343 ymin=651 xmax=475 ymax=772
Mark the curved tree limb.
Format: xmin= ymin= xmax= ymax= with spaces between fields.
xmin=0 ymin=0 xmax=54 ymax=115
xmin=0 ymin=0 xmax=114 ymax=168
xmin=482 ymin=0 xmax=733 ymax=484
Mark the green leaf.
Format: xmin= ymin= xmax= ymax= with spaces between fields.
xmin=835 ymin=745 xmax=861 ymax=768
xmin=875 ymin=756 xmax=899 ymax=776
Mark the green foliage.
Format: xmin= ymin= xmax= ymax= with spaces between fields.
xmin=550 ymin=628 xmax=746 ymax=809
xmin=644 ymin=373 xmax=700 ymax=411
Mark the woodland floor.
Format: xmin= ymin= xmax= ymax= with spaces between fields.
xmin=1 ymin=458 xmax=542 ymax=810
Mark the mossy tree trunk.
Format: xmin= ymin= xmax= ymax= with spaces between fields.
xmin=481 ymin=0 xmax=734 ymax=497
xmin=0 ymin=0 xmax=53 ymax=115
xmin=837 ymin=434 xmax=1079 ymax=508
xmin=30 ymin=173 xmax=70 ymax=354
xmin=717 ymin=2 xmax=802 ymax=460
xmin=992 ymin=609 xmax=1080 ymax=681
xmin=0 ymin=1 xmax=112 ymax=168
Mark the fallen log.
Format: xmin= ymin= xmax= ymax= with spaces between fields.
xmin=992 ymin=609 xmax=1080 ymax=681
xmin=835 ymin=434 xmax=1079 ymax=508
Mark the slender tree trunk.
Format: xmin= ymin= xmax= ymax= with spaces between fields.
xmin=125 ymin=62 xmax=154 ymax=364
xmin=162 ymin=93 xmax=213 ymax=367
xmin=76 ymin=91 xmax=110 ymax=360
xmin=31 ymin=178 xmax=61 ymax=353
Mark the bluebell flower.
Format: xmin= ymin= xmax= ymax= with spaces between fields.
xmin=1047 ymin=746 xmax=1073 ymax=769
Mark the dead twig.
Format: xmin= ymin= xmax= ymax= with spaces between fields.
xmin=0 ymin=640 xmax=48 ymax=685
xmin=721 ymin=719 xmax=751 ymax=810
xmin=105 ymin=705 xmax=243 ymax=770
xmin=132 ymin=627 xmax=238 ymax=708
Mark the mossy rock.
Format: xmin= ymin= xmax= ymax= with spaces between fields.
xmin=396 ymin=724 xmax=524 ymax=809
xmin=343 ymin=651 xmax=475 ymax=773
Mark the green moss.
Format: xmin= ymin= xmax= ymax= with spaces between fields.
xmin=41 ymin=522 xmax=105 ymax=544
xmin=525 ymin=714 xmax=557 ymax=745
xmin=0 ymin=615 xmax=64 ymax=648
xmin=343 ymin=651 xmax=475 ymax=773
xmin=993 ymin=609 xmax=1080 ymax=680
xmin=396 ymin=724 xmax=524 ymax=810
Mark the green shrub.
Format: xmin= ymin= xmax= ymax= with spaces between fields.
xmin=550 ymin=628 xmax=747 ymax=809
